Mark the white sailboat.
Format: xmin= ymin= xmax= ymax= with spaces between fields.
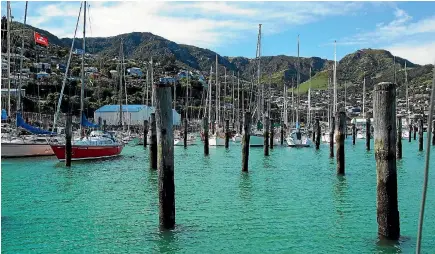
xmin=286 ymin=35 xmax=311 ymax=147
xmin=209 ymin=55 xmax=225 ymax=146
xmin=1 ymin=2 xmax=58 ymax=158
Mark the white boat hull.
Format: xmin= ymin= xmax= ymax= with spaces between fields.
xmin=1 ymin=142 xmax=54 ymax=157
xmin=286 ymin=132 xmax=312 ymax=147
xmin=209 ymin=136 xmax=226 ymax=146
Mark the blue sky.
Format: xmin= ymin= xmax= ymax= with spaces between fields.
xmin=2 ymin=1 xmax=435 ymax=64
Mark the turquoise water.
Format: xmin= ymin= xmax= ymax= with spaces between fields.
xmin=2 ymin=139 xmax=435 ymax=253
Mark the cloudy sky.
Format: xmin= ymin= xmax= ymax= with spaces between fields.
xmin=2 ymin=1 xmax=435 ymax=65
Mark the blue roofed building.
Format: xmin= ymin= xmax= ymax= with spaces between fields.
xmin=94 ymin=104 xmax=181 ymax=126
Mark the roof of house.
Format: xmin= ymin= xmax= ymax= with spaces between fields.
xmin=95 ymin=105 xmax=154 ymax=113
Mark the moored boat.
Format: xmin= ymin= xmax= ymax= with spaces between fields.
xmin=50 ymin=130 xmax=123 ymax=161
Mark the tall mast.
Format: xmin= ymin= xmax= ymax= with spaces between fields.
xmin=223 ymin=67 xmax=227 ymax=121
xmin=232 ymin=71 xmax=235 ymax=124
xmin=327 ymin=75 xmax=330 ymax=127
xmin=17 ymin=1 xmax=28 ymax=113
xmin=123 ymin=42 xmax=129 ymax=132
xmin=393 ymin=55 xmax=396 ymax=84
xmin=254 ymin=24 xmax=262 ymax=124
xmin=173 ymin=77 xmax=176 ymax=110
xmin=308 ymin=67 xmax=311 ymax=127
xmin=146 ymin=68 xmax=149 ymax=106
xmin=79 ymin=1 xmax=86 ymax=137
xmin=53 ymin=2 xmax=83 ymax=130
xmin=6 ymin=1 xmax=11 ymax=117
xmin=284 ymin=81 xmax=288 ymax=126
xmin=296 ymin=35 xmax=300 ymax=126
xmin=237 ymin=71 xmax=240 ymax=130
xmin=291 ymin=77 xmax=294 ymax=125
xmin=208 ymin=66 xmax=212 ymax=122
xmin=362 ymin=75 xmax=366 ymax=118
xmin=215 ymin=55 xmax=219 ymax=126
xmin=333 ymin=40 xmax=337 ymax=113
xmin=118 ymin=38 xmax=123 ymax=127
xmin=150 ymin=57 xmax=154 ymax=107
xmin=405 ymin=61 xmax=409 ymax=123
xmin=185 ymin=69 xmax=189 ymax=119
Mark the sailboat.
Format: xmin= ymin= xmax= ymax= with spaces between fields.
xmin=321 ymin=41 xmax=338 ymax=144
xmin=1 ymin=2 xmax=59 ymax=158
xmin=50 ymin=2 xmax=123 ymax=161
xmin=209 ymin=55 xmax=226 ymax=146
xmin=286 ymin=35 xmax=312 ymax=147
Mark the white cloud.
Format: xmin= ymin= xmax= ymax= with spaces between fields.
xmin=24 ymin=1 xmax=363 ymax=49
xmin=386 ymin=41 xmax=435 ymax=65
xmin=341 ymin=8 xmax=435 ymax=45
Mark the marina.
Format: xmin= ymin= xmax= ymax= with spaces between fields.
xmin=2 ymin=140 xmax=435 ymax=253
xmin=2 ymin=1 xmax=435 ymax=253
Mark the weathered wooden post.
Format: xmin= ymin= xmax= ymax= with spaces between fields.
xmin=414 ymin=124 xmax=417 ymax=140
xmin=103 ymin=120 xmax=107 ymax=132
xmin=143 ymin=120 xmax=149 ymax=147
xmin=98 ymin=117 xmax=102 ymax=128
xmin=408 ymin=124 xmax=412 ymax=143
xmin=329 ymin=116 xmax=335 ymax=158
xmin=225 ymin=119 xmax=230 ymax=148
xmin=242 ymin=112 xmax=251 ymax=172
xmin=264 ymin=116 xmax=269 ymax=156
xmin=270 ymin=119 xmax=274 ymax=149
xmin=312 ymin=127 xmax=316 ymax=142
xmin=432 ymin=120 xmax=435 ymax=146
xmin=183 ymin=118 xmax=188 ymax=148
xmin=373 ymin=82 xmax=400 ymax=240
xmin=150 ymin=113 xmax=157 ymax=170
xmin=366 ymin=118 xmax=371 ymax=151
xmin=280 ymin=122 xmax=284 ymax=146
xmin=397 ymin=116 xmax=402 ymax=159
xmin=315 ymin=118 xmax=320 ymax=149
xmin=352 ymin=123 xmax=356 ymax=145
xmin=203 ymin=117 xmax=209 ymax=155
xmin=336 ymin=111 xmax=346 ymax=175
xmin=65 ymin=113 xmax=72 ymax=167
xmin=419 ymin=119 xmax=423 ymax=151
xmin=155 ymin=82 xmax=175 ymax=230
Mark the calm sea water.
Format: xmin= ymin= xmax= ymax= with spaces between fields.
xmin=2 ymin=138 xmax=435 ymax=253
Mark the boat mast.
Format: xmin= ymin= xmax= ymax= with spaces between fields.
xmin=257 ymin=24 xmax=262 ymax=125
xmin=223 ymin=67 xmax=227 ymax=121
xmin=122 ymin=41 xmax=129 ymax=132
xmin=333 ymin=40 xmax=337 ymax=113
xmin=291 ymin=77 xmax=294 ymax=125
xmin=6 ymin=1 xmax=11 ymax=117
xmin=284 ymin=80 xmax=288 ymax=126
xmin=208 ymin=66 xmax=212 ymax=122
xmin=17 ymin=1 xmax=28 ymax=113
xmin=118 ymin=38 xmax=123 ymax=127
xmin=79 ymin=1 xmax=86 ymax=137
xmin=296 ymin=35 xmax=300 ymax=127
xmin=308 ymin=67 xmax=311 ymax=127
xmin=405 ymin=62 xmax=409 ymax=124
xmin=215 ymin=55 xmax=219 ymax=127
xmin=362 ymin=75 xmax=366 ymax=118
xmin=185 ymin=69 xmax=189 ymax=119
xmin=237 ymin=71 xmax=240 ymax=131
xmin=232 ymin=71 xmax=235 ymax=124
xmin=53 ymin=2 xmax=83 ymax=131
xmin=150 ymin=57 xmax=154 ymax=107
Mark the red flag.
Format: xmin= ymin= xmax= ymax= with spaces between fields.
xmin=34 ymin=32 xmax=48 ymax=47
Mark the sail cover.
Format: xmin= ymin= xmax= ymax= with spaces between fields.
xmin=81 ymin=113 xmax=99 ymax=128
xmin=1 ymin=109 xmax=7 ymax=120
xmin=16 ymin=113 xmax=55 ymax=135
